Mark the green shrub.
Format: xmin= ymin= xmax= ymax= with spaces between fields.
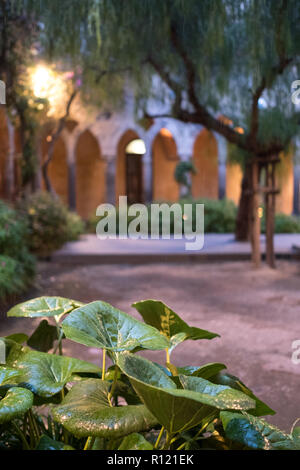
xmin=19 ymin=192 xmax=84 ymax=257
xmin=87 ymin=198 xmax=237 ymax=235
xmin=0 ymin=201 xmax=35 ymax=301
xmin=260 ymin=211 xmax=300 ymax=234
xmin=65 ymin=211 xmax=85 ymax=241
xmin=0 ymin=256 xmax=26 ymax=299
xmin=274 ymin=213 xmax=300 ymax=233
xmin=0 ymin=296 xmax=299 ymax=451
xmin=186 ymin=198 xmax=237 ymax=233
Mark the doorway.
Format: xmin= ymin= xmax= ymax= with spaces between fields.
xmin=125 ymin=139 xmax=146 ymax=204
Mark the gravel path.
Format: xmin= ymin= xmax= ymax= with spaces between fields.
xmin=1 ymin=260 xmax=300 ymax=431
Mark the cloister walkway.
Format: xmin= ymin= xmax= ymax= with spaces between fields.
xmin=53 ymin=233 xmax=300 ymax=264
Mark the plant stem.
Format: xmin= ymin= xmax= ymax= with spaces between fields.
xmin=27 ymin=409 xmax=39 ymax=448
xmin=154 ymin=426 xmax=165 ymax=449
xmin=165 ymin=348 xmax=170 ymax=364
xmin=176 ymin=441 xmax=187 ymax=450
xmin=23 ymin=413 xmax=28 ymax=437
xmin=102 ymin=349 xmax=106 ymax=380
xmin=12 ymin=422 xmax=30 ymax=450
xmin=84 ymin=436 xmax=95 ymax=450
xmin=31 ymin=410 xmax=40 ymax=442
xmin=108 ymin=365 xmax=118 ymax=406
xmin=54 ymin=317 xmax=63 ymax=355
xmin=163 ymin=431 xmax=173 ymax=450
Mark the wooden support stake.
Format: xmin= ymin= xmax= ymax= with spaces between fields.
xmin=265 ymin=161 xmax=276 ymax=268
xmin=251 ymin=161 xmax=261 ymax=268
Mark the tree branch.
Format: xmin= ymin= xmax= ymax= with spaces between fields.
xmin=42 ymin=89 xmax=77 ymax=193
xmin=170 ymin=22 xmax=200 ymax=113
xmin=147 ymin=19 xmax=293 ymax=157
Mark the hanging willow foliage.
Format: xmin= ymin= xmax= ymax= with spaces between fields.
xmin=2 ymin=0 xmax=300 ymax=161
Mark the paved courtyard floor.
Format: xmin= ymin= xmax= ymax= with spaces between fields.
xmin=52 ymin=233 xmax=300 ymax=263
xmin=1 ymin=259 xmax=300 ymax=431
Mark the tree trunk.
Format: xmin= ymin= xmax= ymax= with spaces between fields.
xmin=235 ymin=163 xmax=252 ymax=241
xmin=42 ymin=158 xmax=55 ymax=194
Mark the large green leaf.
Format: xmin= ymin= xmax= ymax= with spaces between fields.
xmin=52 ymin=379 xmax=158 ymax=439
xmin=118 ymin=433 xmax=153 ymax=450
xmin=5 ymin=334 xmax=28 ymax=344
xmin=0 ymin=366 xmax=22 ymax=388
xmin=10 ymin=350 xmax=101 ymax=397
xmin=211 ymin=372 xmax=275 ymax=416
xmin=7 ymin=296 xmax=84 ymax=321
xmin=117 ymin=353 xmax=255 ymax=435
xmin=292 ymin=427 xmax=300 ymax=444
xmin=172 ymin=363 xmax=226 ymax=380
xmin=0 ymin=387 xmax=33 ymax=424
xmin=27 ymin=320 xmax=59 ymax=352
xmin=179 ymin=375 xmax=256 ymax=410
xmin=5 ymin=342 xmax=30 ymax=367
xmin=132 ymin=300 xmax=219 ymax=353
xmin=61 ymin=301 xmax=169 ymax=352
xmin=221 ymin=412 xmax=300 ymax=450
xmin=36 ymin=435 xmax=74 ymax=450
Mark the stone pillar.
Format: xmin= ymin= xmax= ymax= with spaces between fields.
xmin=66 ymin=137 xmax=76 ymax=211
xmin=218 ymin=162 xmax=226 ymax=200
xmin=68 ymin=161 xmax=76 ymax=211
xmin=105 ymin=155 xmax=116 ymax=204
xmin=293 ymin=164 xmax=300 ymax=214
xmin=215 ymin=135 xmax=227 ymax=200
xmin=143 ymin=152 xmax=152 ymax=203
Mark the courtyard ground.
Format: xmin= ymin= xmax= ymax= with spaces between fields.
xmin=1 ymin=259 xmax=300 ymax=431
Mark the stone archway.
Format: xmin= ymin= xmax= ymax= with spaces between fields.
xmin=75 ymin=130 xmax=105 ymax=219
xmin=192 ymin=129 xmax=218 ymax=199
xmin=152 ymin=128 xmax=179 ymax=202
xmin=116 ymin=130 xmax=145 ymax=204
xmin=42 ymin=135 xmax=68 ymax=205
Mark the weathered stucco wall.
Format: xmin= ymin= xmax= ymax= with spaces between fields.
xmin=192 ymin=129 xmax=218 ymax=199
xmin=43 ymin=136 xmax=69 ymax=205
xmin=152 ymin=129 xmax=179 ymax=202
xmin=276 ymin=151 xmax=294 ymax=215
xmin=226 ymin=162 xmax=243 ymax=206
xmin=76 ymin=130 xmax=106 ymax=219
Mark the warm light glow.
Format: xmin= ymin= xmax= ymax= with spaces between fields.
xmin=234 ymin=126 xmax=245 ymax=134
xmin=258 ymin=207 xmax=263 ymax=218
xmin=218 ymin=115 xmax=233 ymax=126
xmin=160 ymin=128 xmax=173 ymax=138
xmin=31 ymin=66 xmax=53 ymax=99
xmin=126 ymin=139 xmax=146 ymax=155
xmin=30 ymin=65 xmax=72 ymax=118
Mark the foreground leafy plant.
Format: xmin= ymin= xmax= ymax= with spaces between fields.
xmin=0 ymin=296 xmax=298 ymax=451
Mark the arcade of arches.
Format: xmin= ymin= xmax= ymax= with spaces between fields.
xmin=0 ymin=111 xmax=297 ymax=219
